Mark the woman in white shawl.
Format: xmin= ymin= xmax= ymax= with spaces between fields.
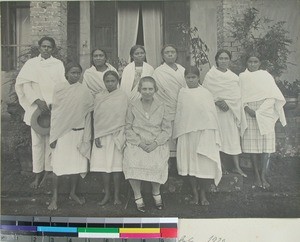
xmin=240 ymin=53 xmax=286 ymax=189
xmin=83 ymin=49 xmax=118 ymax=96
xmin=120 ymin=45 xmax=154 ymax=101
xmin=203 ymin=49 xmax=247 ymax=177
xmin=152 ymin=44 xmax=186 ymax=122
xmin=48 ymin=62 xmax=94 ymax=210
xmin=174 ymin=66 xmax=222 ymax=206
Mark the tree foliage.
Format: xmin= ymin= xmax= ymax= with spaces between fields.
xmin=230 ymin=8 xmax=292 ymax=77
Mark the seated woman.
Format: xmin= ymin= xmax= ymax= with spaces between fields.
xmin=173 ymin=66 xmax=222 ymax=205
xmin=90 ymin=70 xmax=128 ymax=205
xmin=83 ymin=48 xmax=118 ymax=96
xmin=120 ymin=45 xmax=154 ymax=101
xmin=239 ymin=53 xmax=286 ymax=189
xmin=123 ymin=76 xmax=172 ymax=212
xmin=48 ymin=62 xmax=94 ymax=210
xmin=203 ymin=49 xmax=247 ymax=177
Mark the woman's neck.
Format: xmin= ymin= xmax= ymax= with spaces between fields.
xmin=95 ymin=64 xmax=108 ymax=72
xmin=141 ymin=97 xmax=154 ymax=104
xmin=166 ymin=62 xmax=177 ymax=70
xmin=134 ymin=61 xmax=143 ymax=67
xmin=216 ymin=66 xmax=227 ymax=73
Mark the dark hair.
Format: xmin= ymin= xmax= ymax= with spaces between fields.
xmin=38 ymin=36 xmax=56 ymax=48
xmin=130 ymin=45 xmax=146 ymax=61
xmin=245 ymin=52 xmax=262 ymax=62
xmin=64 ymin=62 xmax=82 ymax=79
xmin=138 ymin=76 xmax=158 ymax=92
xmin=184 ymin=65 xmax=200 ymax=77
xmin=161 ymin=44 xmax=178 ymax=62
xmin=215 ymin=49 xmax=232 ymax=67
xmin=91 ymin=48 xmax=107 ymax=66
xmin=103 ymin=70 xmax=120 ymax=83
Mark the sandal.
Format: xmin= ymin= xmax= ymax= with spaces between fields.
xmin=135 ymin=197 xmax=146 ymax=213
xmin=152 ymin=194 xmax=164 ymax=210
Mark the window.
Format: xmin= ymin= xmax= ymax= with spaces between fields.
xmin=90 ymin=0 xmax=189 ymax=68
xmin=1 ymin=1 xmax=31 ymax=71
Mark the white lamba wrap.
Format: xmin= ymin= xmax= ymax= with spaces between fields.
xmin=83 ymin=63 xmax=118 ymax=96
xmin=152 ymin=62 xmax=186 ymax=121
xmin=120 ymin=61 xmax=154 ymax=101
xmin=174 ymin=86 xmax=222 ymax=185
xmin=50 ymin=82 xmax=94 ymax=158
xmin=239 ymin=69 xmax=287 ymax=135
xmin=15 ymin=55 xmax=66 ymax=125
xmin=203 ymin=65 xmax=247 ymax=136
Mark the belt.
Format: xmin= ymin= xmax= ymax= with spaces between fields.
xmin=72 ymin=127 xmax=84 ymax=131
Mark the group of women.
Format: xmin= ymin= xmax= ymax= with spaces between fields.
xmin=48 ymin=44 xmax=286 ymax=212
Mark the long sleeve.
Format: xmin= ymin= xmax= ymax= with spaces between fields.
xmin=154 ymin=106 xmax=172 ymax=145
xmin=125 ymin=104 xmax=142 ymax=145
xmin=22 ymin=82 xmax=39 ymax=105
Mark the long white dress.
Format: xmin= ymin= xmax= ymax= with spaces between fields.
xmin=51 ymin=121 xmax=88 ymax=176
xmin=174 ymin=86 xmax=222 ymax=185
xmin=203 ymin=66 xmax=246 ymax=155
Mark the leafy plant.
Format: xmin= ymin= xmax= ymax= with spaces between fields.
xmin=276 ymin=79 xmax=300 ymax=98
xmin=230 ymin=8 xmax=292 ymax=77
xmin=110 ymin=57 xmax=128 ymax=77
xmin=177 ymin=24 xmax=211 ymax=69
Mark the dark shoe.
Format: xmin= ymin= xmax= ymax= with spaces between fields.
xmin=153 ymin=194 xmax=164 ymax=210
xmin=135 ymin=197 xmax=146 ymax=213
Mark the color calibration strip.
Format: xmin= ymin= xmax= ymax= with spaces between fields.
xmin=0 ymin=216 xmax=178 ymax=239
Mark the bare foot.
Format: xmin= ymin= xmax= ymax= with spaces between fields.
xmin=114 ymin=198 xmax=122 ymax=205
xmin=48 ymin=198 xmax=57 ymax=210
xmin=261 ymin=178 xmax=270 ymax=189
xmin=38 ymin=171 xmax=50 ymax=187
xmin=232 ymin=168 xmax=247 ymax=178
xmin=189 ymin=197 xmax=199 ymax=205
xmin=69 ymin=193 xmax=85 ymax=205
xmin=222 ymin=170 xmax=229 ymax=175
xmin=199 ymin=190 xmax=209 ymax=206
xmin=98 ymin=194 xmax=110 ymax=206
xmin=30 ymin=179 xmax=39 ymax=189
xmin=253 ymin=177 xmax=263 ymax=188
xmin=200 ymin=199 xmax=210 ymax=206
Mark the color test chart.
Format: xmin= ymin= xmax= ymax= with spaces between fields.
xmin=0 ymin=216 xmax=178 ymax=241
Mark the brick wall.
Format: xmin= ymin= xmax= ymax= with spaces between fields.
xmin=30 ymin=1 xmax=68 ymax=60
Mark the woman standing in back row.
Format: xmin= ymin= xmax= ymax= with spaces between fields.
xmin=83 ymin=48 xmax=118 ymax=96
xmin=120 ymin=45 xmax=154 ymax=101
xmin=203 ymin=49 xmax=247 ymax=177
xmin=240 ymin=53 xmax=286 ymax=189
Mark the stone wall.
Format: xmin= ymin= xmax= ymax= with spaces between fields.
xmin=30 ymin=1 xmax=68 ymax=60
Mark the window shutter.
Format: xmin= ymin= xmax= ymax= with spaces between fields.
xmin=67 ymin=1 xmax=80 ymax=63
xmin=91 ymin=1 xmax=117 ymax=61
xmin=163 ymin=0 xmax=190 ymax=67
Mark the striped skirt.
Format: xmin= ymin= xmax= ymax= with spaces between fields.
xmin=241 ymin=100 xmax=275 ymax=153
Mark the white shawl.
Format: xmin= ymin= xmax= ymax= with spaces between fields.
xmin=15 ymin=55 xmax=66 ymax=125
xmin=239 ymin=69 xmax=286 ymax=135
xmin=203 ymin=66 xmax=247 ymax=136
xmin=83 ymin=63 xmax=118 ymax=96
xmin=174 ymin=86 xmax=222 ymax=185
xmin=152 ymin=62 xmax=186 ymax=121
xmin=120 ymin=61 xmax=154 ymax=101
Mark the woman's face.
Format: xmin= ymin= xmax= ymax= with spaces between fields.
xmin=185 ymin=73 xmax=200 ymax=88
xmin=162 ymin=46 xmax=177 ymax=64
xmin=93 ymin=50 xmax=106 ymax=67
xmin=104 ymin=74 xmax=118 ymax=92
xmin=39 ymin=40 xmax=53 ymax=59
xmin=247 ymin=56 xmax=261 ymax=72
xmin=132 ymin=48 xmax=146 ymax=64
xmin=66 ymin=67 xmax=82 ymax=84
xmin=140 ymin=81 xmax=155 ymax=100
xmin=217 ymin=52 xmax=230 ymax=71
